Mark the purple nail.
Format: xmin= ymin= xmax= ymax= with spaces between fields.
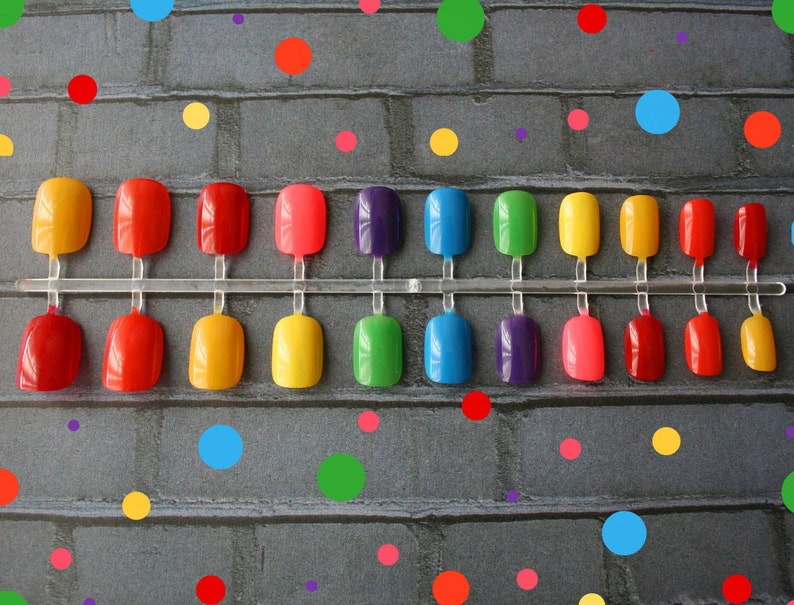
xmin=354 ymin=187 xmax=402 ymax=257
xmin=496 ymin=315 xmax=540 ymax=384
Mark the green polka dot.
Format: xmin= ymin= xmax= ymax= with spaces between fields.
xmin=782 ymin=471 xmax=794 ymax=512
xmin=773 ymin=0 xmax=794 ymax=34
xmin=0 ymin=0 xmax=23 ymax=28
xmin=317 ymin=453 xmax=366 ymax=502
xmin=436 ymin=0 xmax=485 ymax=42
xmin=0 ymin=591 xmax=28 ymax=605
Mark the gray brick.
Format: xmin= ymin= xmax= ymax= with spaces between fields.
xmin=492 ymin=10 xmax=793 ymax=89
xmin=239 ymin=98 xmax=388 ymax=180
xmin=166 ymin=13 xmax=474 ymax=90
xmin=0 ymin=521 xmax=55 ymax=604
xmin=254 ymin=523 xmax=418 ymax=604
xmin=0 ymin=103 xmax=59 ymax=179
xmin=741 ymin=98 xmax=794 ymax=178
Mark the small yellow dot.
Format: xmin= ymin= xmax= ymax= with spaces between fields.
xmin=429 ymin=127 xmax=459 ymax=156
xmin=0 ymin=134 xmax=13 ymax=156
xmin=183 ymin=102 xmax=211 ymax=130
xmin=652 ymin=426 xmax=681 ymax=456
xmin=579 ymin=593 xmax=605 ymax=605
xmin=122 ymin=491 xmax=151 ymax=520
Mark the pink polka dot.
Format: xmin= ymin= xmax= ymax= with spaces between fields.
xmin=336 ymin=130 xmax=358 ymax=152
xmin=50 ymin=547 xmax=72 ymax=570
xmin=359 ymin=0 xmax=381 ymax=14
xmin=377 ymin=543 xmax=399 ymax=566
xmin=358 ymin=410 xmax=380 ymax=433
xmin=0 ymin=76 xmax=10 ymax=97
xmin=568 ymin=109 xmax=589 ymax=131
xmin=560 ymin=438 xmax=582 ymax=460
xmin=516 ymin=568 xmax=538 ymax=590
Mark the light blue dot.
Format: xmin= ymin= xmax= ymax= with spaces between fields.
xmin=602 ymin=511 xmax=647 ymax=556
xmin=198 ymin=424 xmax=243 ymax=470
xmin=130 ymin=0 xmax=174 ymax=22
xmin=635 ymin=90 xmax=680 ymax=135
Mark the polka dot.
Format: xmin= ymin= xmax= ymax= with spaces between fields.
xmin=0 ymin=134 xmax=14 ymax=157
xmin=722 ymin=574 xmax=752 ymax=604
xmin=130 ymin=0 xmax=173 ymax=22
xmin=782 ymin=471 xmax=794 ymax=512
xmin=515 ymin=127 xmax=527 ymax=140
xmin=0 ymin=468 xmax=19 ymax=506
xmin=121 ymin=491 xmax=151 ymax=520
xmin=744 ymin=111 xmax=781 ymax=149
xmin=359 ymin=0 xmax=380 ymax=14
xmin=676 ymin=31 xmax=688 ymax=43
xmin=516 ymin=568 xmax=538 ymax=590
xmin=577 ymin=4 xmax=607 ymax=34
xmin=358 ymin=410 xmax=380 ymax=433
xmin=274 ymin=37 xmax=312 ymax=75
xmin=579 ymin=594 xmax=605 ymax=605
xmin=773 ymin=0 xmax=794 ymax=34
xmin=602 ymin=511 xmax=647 ymax=556
xmin=560 ymin=438 xmax=582 ymax=460
xmin=306 ymin=580 xmax=318 ymax=593
xmin=436 ymin=0 xmax=485 ymax=42
xmin=183 ymin=102 xmax=211 ymax=130
xmin=0 ymin=76 xmax=10 ymax=97
xmin=652 ymin=426 xmax=681 ymax=455
xmin=787 ymin=426 xmax=794 ymax=439
xmin=430 ymin=128 xmax=459 ymax=156
xmin=68 ymin=419 xmax=80 ymax=432
xmin=336 ymin=130 xmax=358 ymax=153
xmin=317 ymin=453 xmax=366 ymax=501
xmin=0 ymin=0 xmax=24 ymax=28
xmin=506 ymin=490 xmax=519 ymax=502
xmin=0 ymin=591 xmax=27 ymax=605
xmin=461 ymin=390 xmax=491 ymax=421
xmin=199 ymin=424 xmax=243 ymax=469
xmin=232 ymin=13 xmax=244 ymax=25
xmin=50 ymin=548 xmax=72 ymax=570
xmin=635 ymin=89 xmax=680 ymax=135
xmin=432 ymin=570 xmax=470 ymax=605
xmin=196 ymin=575 xmax=226 ymax=605
xmin=568 ymin=108 xmax=590 ymax=131
xmin=67 ymin=75 xmax=97 ymax=105
xmin=83 ymin=599 xmax=96 ymax=605
xmin=377 ymin=544 xmax=400 ymax=566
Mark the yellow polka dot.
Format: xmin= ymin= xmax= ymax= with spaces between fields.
xmin=122 ymin=491 xmax=151 ymax=520
xmin=0 ymin=134 xmax=13 ymax=156
xmin=579 ymin=593 xmax=605 ymax=605
xmin=652 ymin=426 xmax=681 ymax=456
xmin=182 ymin=102 xmax=211 ymax=130
xmin=430 ymin=128 xmax=459 ymax=156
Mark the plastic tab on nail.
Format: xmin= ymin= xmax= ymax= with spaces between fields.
xmin=17 ymin=309 xmax=82 ymax=391
xmin=189 ymin=312 xmax=245 ymax=390
xmin=424 ymin=188 xmax=471 ymax=260
xmin=679 ymin=198 xmax=715 ymax=265
xmin=624 ymin=314 xmax=665 ymax=381
xmin=424 ymin=311 xmax=472 ymax=384
xmin=353 ymin=314 xmax=403 ymax=386
xmin=103 ymin=309 xmax=164 ymax=392
xmin=272 ymin=313 xmax=324 ymax=388
xmin=275 ymin=184 xmax=326 ymax=260
xmin=734 ymin=202 xmax=767 ymax=263
xmin=493 ymin=190 xmax=538 ymax=258
xmin=31 ymin=177 xmax=92 ymax=259
xmin=495 ymin=314 xmax=540 ymax=384
xmin=684 ymin=312 xmax=722 ymax=376
xmin=355 ymin=186 xmax=402 ymax=257
xmin=114 ymin=178 xmax=170 ymax=257
xmin=561 ymin=314 xmax=604 ymax=381
xmin=740 ymin=312 xmax=776 ymax=372
xmin=559 ymin=192 xmax=600 ymax=260
xmin=198 ymin=182 xmax=250 ymax=255
xmin=620 ymin=195 xmax=659 ymax=261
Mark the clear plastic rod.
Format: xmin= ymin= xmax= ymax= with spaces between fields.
xmin=213 ymin=254 xmax=226 ymax=315
xmin=47 ymin=256 xmax=60 ymax=310
xmin=693 ymin=262 xmax=708 ymax=315
xmin=746 ymin=260 xmax=761 ymax=316
xmin=511 ymin=256 xmax=524 ymax=316
xmin=575 ymin=257 xmax=589 ymax=316
xmin=372 ymin=256 xmax=384 ymax=316
xmin=131 ymin=256 xmax=144 ymax=313
xmin=442 ymin=258 xmax=454 ymax=313
xmin=636 ymin=259 xmax=649 ymax=316
xmin=293 ymin=258 xmax=305 ymax=315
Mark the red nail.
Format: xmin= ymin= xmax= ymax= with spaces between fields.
xmin=624 ymin=314 xmax=665 ymax=381
xmin=679 ymin=198 xmax=715 ymax=266
xmin=114 ymin=178 xmax=171 ymax=257
xmin=684 ymin=312 xmax=722 ymax=376
xmin=275 ymin=184 xmax=326 ymax=260
xmin=197 ymin=182 xmax=250 ymax=255
xmin=17 ymin=309 xmax=82 ymax=391
xmin=103 ymin=309 xmax=164 ymax=392
xmin=734 ymin=202 xmax=766 ymax=264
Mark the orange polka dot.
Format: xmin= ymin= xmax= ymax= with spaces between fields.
xmin=432 ymin=570 xmax=470 ymax=605
xmin=744 ymin=111 xmax=781 ymax=149
xmin=0 ymin=469 xmax=19 ymax=506
xmin=274 ymin=38 xmax=312 ymax=75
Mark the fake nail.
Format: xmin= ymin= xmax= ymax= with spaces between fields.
xmin=17 ymin=308 xmax=82 ymax=391
xmin=684 ymin=312 xmax=722 ymax=376
xmin=355 ymin=187 xmax=402 ymax=257
xmin=31 ymin=177 xmax=92 ymax=259
xmin=493 ymin=190 xmax=538 ymax=258
xmin=740 ymin=312 xmax=776 ymax=372
xmin=734 ymin=202 xmax=767 ymax=263
xmin=189 ymin=313 xmax=245 ymax=390
xmin=272 ymin=313 xmax=324 ymax=388
xmin=114 ymin=178 xmax=170 ymax=257
xmin=197 ymin=182 xmax=250 ymax=255
xmin=424 ymin=311 xmax=472 ymax=384
xmin=353 ymin=314 xmax=403 ymax=387
xmin=425 ymin=188 xmax=471 ymax=259
xmin=624 ymin=314 xmax=665 ymax=381
xmin=559 ymin=192 xmax=599 ymax=260
xmin=495 ymin=314 xmax=540 ymax=384
xmin=561 ymin=314 xmax=605 ymax=381
xmin=275 ymin=184 xmax=326 ymax=260
xmin=103 ymin=308 xmax=164 ymax=392
xmin=620 ymin=195 xmax=659 ymax=261
xmin=679 ymin=198 xmax=715 ymax=265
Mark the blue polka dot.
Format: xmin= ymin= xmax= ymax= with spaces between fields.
xmin=791 ymin=221 xmax=794 ymax=246
xmin=130 ymin=0 xmax=174 ymax=22
xmin=199 ymin=424 xmax=243 ymax=470
xmin=602 ymin=511 xmax=647 ymax=556
xmin=635 ymin=90 xmax=680 ymax=135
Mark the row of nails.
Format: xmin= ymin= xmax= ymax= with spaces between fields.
xmin=18 ymin=178 xmax=777 ymax=392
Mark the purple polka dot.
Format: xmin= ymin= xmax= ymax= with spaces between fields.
xmin=506 ymin=490 xmax=519 ymax=502
xmin=68 ymin=419 xmax=80 ymax=432
xmin=232 ymin=13 xmax=245 ymax=25
xmin=306 ymin=580 xmax=318 ymax=593
xmin=83 ymin=599 xmax=96 ymax=605
xmin=515 ymin=128 xmax=527 ymax=140
xmin=787 ymin=426 xmax=794 ymax=439
xmin=676 ymin=31 xmax=688 ymax=43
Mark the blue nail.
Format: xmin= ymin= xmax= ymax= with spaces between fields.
xmin=424 ymin=188 xmax=471 ymax=260
xmin=424 ymin=311 xmax=472 ymax=384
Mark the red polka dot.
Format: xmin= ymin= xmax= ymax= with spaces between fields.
xmin=744 ymin=111 xmax=781 ymax=149
xmin=577 ymin=4 xmax=607 ymax=34
xmin=722 ymin=574 xmax=752 ymax=604
xmin=0 ymin=468 xmax=19 ymax=506
xmin=196 ymin=575 xmax=226 ymax=604
xmin=559 ymin=438 xmax=582 ymax=460
xmin=336 ymin=130 xmax=358 ymax=152
xmin=357 ymin=410 xmax=380 ymax=433
xmin=67 ymin=74 xmax=97 ymax=105
xmin=462 ymin=391 xmax=491 ymax=421
xmin=274 ymin=38 xmax=312 ymax=75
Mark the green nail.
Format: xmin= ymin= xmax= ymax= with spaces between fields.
xmin=353 ymin=314 xmax=403 ymax=387
xmin=493 ymin=190 xmax=538 ymax=258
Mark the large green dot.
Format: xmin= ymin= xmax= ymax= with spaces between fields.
xmin=436 ymin=0 xmax=485 ymax=42
xmin=0 ymin=0 xmax=23 ymax=28
xmin=773 ymin=0 xmax=794 ymax=33
xmin=0 ymin=591 xmax=28 ymax=605
xmin=782 ymin=471 xmax=794 ymax=511
xmin=317 ymin=453 xmax=366 ymax=502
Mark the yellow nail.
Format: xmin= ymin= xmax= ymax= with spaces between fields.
xmin=559 ymin=192 xmax=600 ymax=260
xmin=189 ymin=313 xmax=245 ymax=390
xmin=740 ymin=312 xmax=776 ymax=372
xmin=620 ymin=195 xmax=659 ymax=261
xmin=272 ymin=314 xmax=323 ymax=388
xmin=32 ymin=177 xmax=92 ymax=259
